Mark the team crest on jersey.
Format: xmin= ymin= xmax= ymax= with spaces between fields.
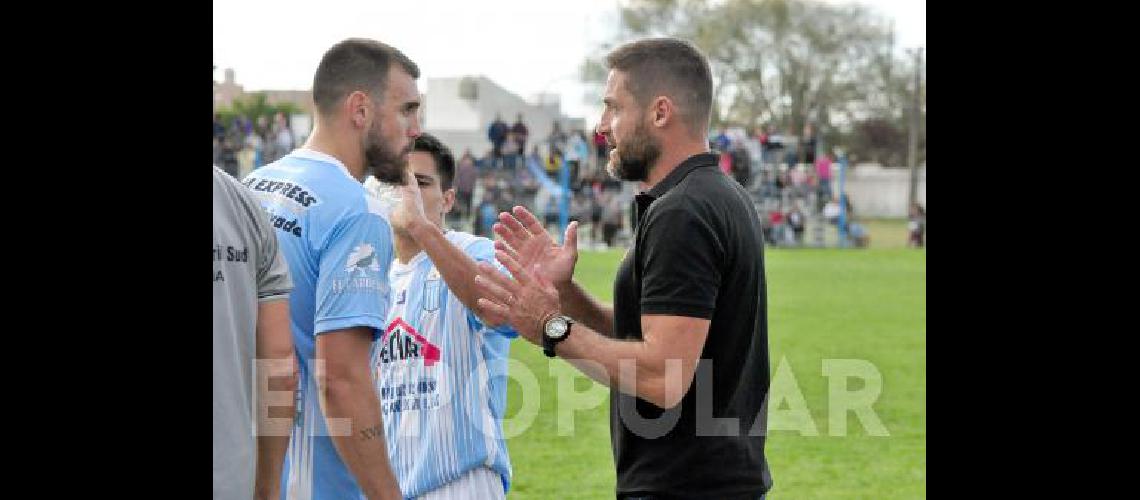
xmin=346 ymin=243 xmax=382 ymax=276
xmin=330 ymin=243 xmax=385 ymax=295
xmin=379 ymin=317 xmax=441 ymax=367
xmin=422 ymin=274 xmax=442 ymax=312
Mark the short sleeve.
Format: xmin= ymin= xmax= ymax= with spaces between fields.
xmin=638 ymin=204 xmax=724 ymax=319
xmin=314 ymin=212 xmax=394 ymax=338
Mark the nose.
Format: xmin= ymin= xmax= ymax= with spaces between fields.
xmin=408 ymin=113 xmax=422 ymax=138
xmin=595 ymin=120 xmax=609 ymax=137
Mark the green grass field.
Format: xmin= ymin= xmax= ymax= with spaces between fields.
xmin=860 ymin=218 xmax=916 ymax=249
xmin=503 ymin=245 xmax=926 ymax=499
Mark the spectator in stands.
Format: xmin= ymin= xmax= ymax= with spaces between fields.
xmin=526 ymin=145 xmax=543 ymax=174
xmin=756 ymin=124 xmax=770 ymax=151
xmin=588 ymin=188 xmax=604 ymax=244
xmin=220 ymin=118 xmax=244 ymax=176
xmin=459 ymin=149 xmax=476 ymax=170
xmin=593 ymin=126 xmax=609 ymax=172
xmin=789 ymin=163 xmax=808 ymax=199
xmin=255 ymin=115 xmax=270 ymax=137
xmin=801 ymin=123 xmax=817 ymax=165
xmin=714 ymin=128 xmax=731 ymax=152
xmin=488 ymin=113 xmax=509 ymax=166
xmin=512 ymin=114 xmax=529 ymax=156
xmin=600 ymin=190 xmax=624 ymax=248
xmin=758 ymin=167 xmax=774 ymax=199
xmin=239 ymin=129 xmax=258 ymax=179
xmin=787 ymin=204 xmax=805 ymax=245
xmin=542 ymin=196 xmax=560 ymax=230
xmin=571 ymin=196 xmax=589 ymax=226
xmin=477 ymin=150 xmax=494 ymax=173
xmin=494 ymin=176 xmax=516 ymax=211
xmin=784 ymin=126 xmax=799 ymax=169
xmin=815 ymin=151 xmax=834 ymax=208
xmin=768 ymin=206 xmax=785 ymax=245
xmin=455 ymin=153 xmax=477 ymax=218
xmin=503 ymin=130 xmax=521 ymax=173
xmin=545 ymin=148 xmax=562 ymax=178
xmin=271 ymin=112 xmax=295 ymax=163
xmin=823 ymin=198 xmax=841 ymax=225
xmin=253 ymin=115 xmax=271 ymax=167
xmin=476 ymin=199 xmax=498 ymax=238
xmin=762 ymin=123 xmax=784 ymax=166
xmin=566 ymin=131 xmax=589 ymax=183
xmin=549 ymin=120 xmax=567 ymax=158
xmin=516 ymin=157 xmax=537 ymax=189
xmin=908 ymin=203 xmax=926 ymax=248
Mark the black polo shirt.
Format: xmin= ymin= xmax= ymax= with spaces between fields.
xmin=610 ymin=152 xmax=772 ymax=499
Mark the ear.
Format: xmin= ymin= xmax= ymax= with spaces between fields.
xmin=649 ymin=96 xmax=673 ymax=129
xmin=346 ymin=91 xmax=370 ymax=129
xmin=441 ymin=188 xmax=456 ymax=216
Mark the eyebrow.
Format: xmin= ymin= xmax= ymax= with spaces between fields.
xmin=602 ymin=97 xmax=615 ymax=107
xmin=403 ymin=100 xmax=421 ymax=112
xmin=414 ymin=173 xmax=434 ymax=184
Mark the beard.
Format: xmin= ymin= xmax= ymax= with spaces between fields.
xmin=364 ymin=120 xmax=411 ymax=184
xmin=605 ymin=121 xmax=661 ymax=182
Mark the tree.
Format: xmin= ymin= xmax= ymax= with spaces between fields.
xmin=582 ymin=0 xmax=924 ymax=166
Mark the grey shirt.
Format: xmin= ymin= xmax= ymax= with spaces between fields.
xmin=213 ymin=166 xmax=293 ymax=499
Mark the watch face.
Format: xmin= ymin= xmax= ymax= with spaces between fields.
xmin=545 ymin=317 xmax=568 ymax=338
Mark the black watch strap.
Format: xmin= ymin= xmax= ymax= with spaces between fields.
xmin=542 ymin=337 xmax=557 ymax=358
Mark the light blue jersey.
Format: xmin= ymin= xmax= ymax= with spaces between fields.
xmin=242 ymin=148 xmax=394 ymax=500
xmin=376 ymin=231 xmax=516 ymax=498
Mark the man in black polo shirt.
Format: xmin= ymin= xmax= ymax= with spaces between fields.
xmin=473 ymin=37 xmax=771 ymax=499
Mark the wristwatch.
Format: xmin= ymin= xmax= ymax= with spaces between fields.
xmin=542 ymin=314 xmax=574 ymax=358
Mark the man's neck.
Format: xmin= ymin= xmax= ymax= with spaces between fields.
xmin=303 ymin=123 xmax=366 ymax=182
xmin=644 ymin=138 xmax=710 ymax=189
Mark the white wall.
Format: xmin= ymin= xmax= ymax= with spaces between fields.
xmin=425 ymin=78 xmax=482 ymax=132
xmin=841 ymin=164 xmax=926 ymax=217
xmin=423 ymin=76 xmax=584 ymax=159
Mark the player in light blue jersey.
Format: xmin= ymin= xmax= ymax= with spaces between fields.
xmin=242 ymin=38 xmax=422 ymax=500
xmin=379 ymin=133 xmax=517 ymax=499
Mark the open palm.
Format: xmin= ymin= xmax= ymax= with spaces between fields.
xmin=492 ymin=206 xmax=579 ymax=287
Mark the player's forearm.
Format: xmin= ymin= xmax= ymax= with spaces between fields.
xmin=254 ymin=301 xmax=296 ymax=498
xmin=254 ymin=360 xmax=295 ymax=500
xmin=321 ymin=375 xmax=402 ymax=500
xmin=554 ymin=323 xmax=679 ymax=408
xmin=408 ymin=221 xmax=484 ymax=314
xmin=254 ymin=434 xmax=290 ymax=499
xmin=557 ymin=280 xmax=614 ymax=336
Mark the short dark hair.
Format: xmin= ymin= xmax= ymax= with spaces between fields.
xmin=412 ymin=133 xmax=455 ymax=190
xmin=312 ymin=38 xmax=420 ymax=116
xmin=605 ymin=37 xmax=713 ymax=136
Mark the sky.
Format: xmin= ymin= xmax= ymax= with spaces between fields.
xmin=213 ymin=0 xmax=925 ymax=121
